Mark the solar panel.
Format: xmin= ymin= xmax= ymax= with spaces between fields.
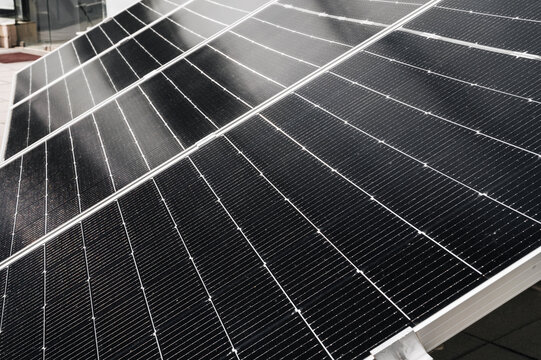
xmin=0 ymin=0 xmax=434 ymax=258
xmin=0 ymin=0 xmax=540 ymax=359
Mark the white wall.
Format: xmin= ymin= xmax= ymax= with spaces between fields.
xmin=0 ymin=0 xmax=14 ymax=10
xmin=106 ymin=0 xmax=140 ymax=17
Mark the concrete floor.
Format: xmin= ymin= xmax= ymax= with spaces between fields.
xmin=0 ymin=50 xmax=39 ymax=154
xmin=431 ymin=283 xmax=541 ymax=360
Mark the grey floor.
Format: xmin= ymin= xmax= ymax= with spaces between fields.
xmin=0 ymin=51 xmax=36 ymax=153
xmin=431 ymin=283 xmax=541 ymax=360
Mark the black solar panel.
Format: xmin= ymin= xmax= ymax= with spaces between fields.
xmin=0 ymin=0 xmax=433 ymax=258
xmin=0 ymin=0 xmax=540 ymax=358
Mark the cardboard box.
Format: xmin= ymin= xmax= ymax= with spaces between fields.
xmin=0 ymin=23 xmax=17 ymax=48
xmin=16 ymin=21 xmax=38 ymax=46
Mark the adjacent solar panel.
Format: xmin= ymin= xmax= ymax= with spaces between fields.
xmin=0 ymin=0 xmax=540 ymax=359
xmin=12 ymin=0 xmax=192 ymax=104
xmin=5 ymin=0 xmax=274 ymax=158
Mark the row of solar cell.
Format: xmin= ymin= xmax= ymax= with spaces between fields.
xmin=5 ymin=0 xmax=420 ymax=159
xmin=406 ymin=2 xmax=541 ymax=55
xmin=12 ymin=0 xmax=189 ymax=104
xmin=439 ymin=0 xmax=541 ymax=21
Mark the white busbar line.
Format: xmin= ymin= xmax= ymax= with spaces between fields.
xmin=399 ymin=27 xmax=541 ymax=61
xmin=277 ymin=2 xmax=389 ymax=28
xmin=435 ymin=5 xmax=541 ymax=24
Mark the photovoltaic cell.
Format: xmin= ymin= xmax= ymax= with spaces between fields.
xmin=44 ymin=52 xmax=63 ymax=85
xmin=72 ymin=35 xmax=98 ymax=65
xmin=0 ymin=249 xmax=43 ymax=359
xmin=85 ymin=26 xmax=114 ymax=54
xmin=99 ymin=17 xmax=130 ymax=44
xmin=30 ymin=60 xmax=46 ymax=96
xmin=57 ymin=44 xmax=80 ymax=74
xmin=43 ymin=226 xmax=96 ymax=359
xmin=70 ymin=118 xmax=115 ymax=212
xmin=45 ymin=132 xmax=78 ymax=232
xmin=0 ymin=160 xmax=19 ymax=260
